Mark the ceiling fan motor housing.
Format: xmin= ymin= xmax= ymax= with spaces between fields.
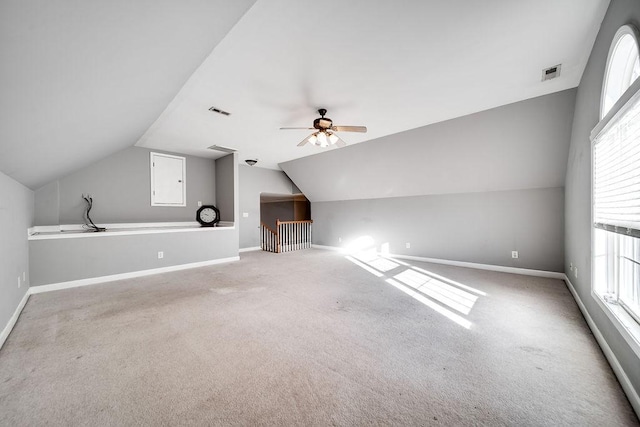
xmin=314 ymin=117 xmax=333 ymax=130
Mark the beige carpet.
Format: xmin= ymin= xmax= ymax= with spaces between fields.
xmin=0 ymin=249 xmax=637 ymax=425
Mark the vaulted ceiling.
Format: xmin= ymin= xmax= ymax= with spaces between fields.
xmin=0 ymin=0 xmax=610 ymax=190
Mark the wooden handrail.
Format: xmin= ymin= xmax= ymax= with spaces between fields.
xmin=260 ymin=221 xmax=278 ymax=234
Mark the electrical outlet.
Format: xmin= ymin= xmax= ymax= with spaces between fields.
xmin=574 ymin=267 xmax=578 ymax=278
xmin=23 ymin=272 xmax=26 ymax=281
xmin=158 ymin=251 xmax=164 ymax=259
xmin=197 ymin=201 xmax=202 ymax=207
xmin=338 ymin=237 xmax=342 ymax=243
xmin=243 ymin=212 xmax=249 ymax=218
xmin=512 ymin=251 xmax=519 ymax=259
xmin=18 ymin=277 xmax=21 ymax=288
xmin=406 ymin=242 xmax=411 ymax=249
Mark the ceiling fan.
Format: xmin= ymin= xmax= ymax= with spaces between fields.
xmin=280 ymin=108 xmax=367 ymax=148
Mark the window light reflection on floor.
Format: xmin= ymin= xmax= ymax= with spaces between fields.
xmin=343 ymin=237 xmax=485 ymax=330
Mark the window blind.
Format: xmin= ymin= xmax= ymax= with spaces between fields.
xmin=594 ymin=92 xmax=640 ymax=236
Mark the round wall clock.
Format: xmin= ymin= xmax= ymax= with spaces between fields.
xmin=196 ymin=205 xmax=220 ymax=227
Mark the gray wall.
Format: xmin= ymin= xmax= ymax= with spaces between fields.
xmin=34 ymin=181 xmax=59 ymax=226
xmin=565 ymin=0 xmax=640 ymax=400
xmin=281 ymin=89 xmax=574 ymax=273
xmin=34 ymin=146 xmax=216 ymax=225
xmin=281 ymin=89 xmax=576 ymax=203
xmin=238 ymin=165 xmax=296 ymax=249
xmin=215 ymin=154 xmax=235 ymax=222
xmin=261 ymin=201 xmax=294 ymax=230
xmin=314 ymin=187 xmax=564 ymax=272
xmin=29 ymin=229 xmax=238 ymax=286
xmin=0 ymin=171 xmax=34 ymax=333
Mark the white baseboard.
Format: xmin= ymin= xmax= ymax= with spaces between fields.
xmin=239 ymin=246 xmax=261 ymax=253
xmin=391 ymin=253 xmax=565 ymax=279
xmin=311 ymin=244 xmax=343 ymax=252
xmin=0 ymin=290 xmax=30 ymax=350
xmin=30 ymin=256 xmax=240 ymax=294
xmin=563 ymin=275 xmax=640 ymax=416
xmin=312 ymin=244 xmax=565 ymax=279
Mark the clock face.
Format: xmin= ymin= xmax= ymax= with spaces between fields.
xmin=200 ymin=208 xmax=216 ymax=223
xmin=197 ymin=205 xmax=220 ymax=226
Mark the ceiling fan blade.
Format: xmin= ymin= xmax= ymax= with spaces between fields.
xmin=297 ymin=136 xmax=310 ymax=146
xmin=331 ymin=125 xmax=367 ymax=133
xmin=280 ymin=127 xmax=315 ymax=130
xmin=334 ymin=136 xmax=347 ymax=148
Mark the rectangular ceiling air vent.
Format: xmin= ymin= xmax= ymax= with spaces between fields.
xmin=542 ymin=64 xmax=561 ymax=82
xmin=207 ymin=144 xmax=237 ymax=153
xmin=208 ymin=106 xmax=231 ymax=116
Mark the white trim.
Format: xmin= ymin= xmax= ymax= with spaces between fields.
xmin=29 ymin=222 xmax=235 ymax=240
xmin=150 ymin=151 xmax=187 ymax=207
xmin=591 ymin=290 xmax=640 ymax=359
xmin=592 ymin=69 xmax=640 ymax=141
xmin=564 ymin=275 xmax=640 ymax=417
xmin=0 ymin=290 xmax=30 ymax=350
xmin=59 ymin=221 xmax=199 ymax=231
xmin=311 ymin=244 xmax=343 ymax=252
xmin=599 ymin=24 xmax=640 ymax=121
xmin=29 ymin=256 xmax=240 ymax=294
xmin=239 ymin=246 xmax=261 ymax=253
xmin=312 ymin=245 xmax=565 ymax=279
xmin=388 ymin=254 xmax=565 ymax=279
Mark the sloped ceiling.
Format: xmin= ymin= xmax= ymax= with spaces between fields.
xmin=0 ymin=0 xmax=609 ymax=191
xmin=137 ymin=0 xmax=609 ymax=171
xmin=281 ymin=89 xmax=577 ymax=202
xmin=0 ymin=0 xmax=256 ymax=189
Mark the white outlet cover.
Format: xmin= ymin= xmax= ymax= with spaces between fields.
xmin=575 ymin=267 xmax=578 ymax=278
xmin=197 ymin=201 xmax=202 ymax=207
xmin=512 ymin=251 xmax=519 ymax=259
xmin=243 ymin=212 xmax=249 ymax=217
xmin=406 ymin=243 xmax=411 ymax=248
xmin=158 ymin=251 xmax=164 ymax=259
xmin=18 ymin=277 xmax=21 ymax=288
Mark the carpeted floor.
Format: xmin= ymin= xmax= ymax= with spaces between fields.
xmin=0 ymin=248 xmax=638 ymax=425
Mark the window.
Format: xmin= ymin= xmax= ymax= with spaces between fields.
xmin=150 ymin=152 xmax=186 ymax=206
xmin=593 ymin=24 xmax=640 ymax=328
xmin=601 ymin=25 xmax=640 ymax=119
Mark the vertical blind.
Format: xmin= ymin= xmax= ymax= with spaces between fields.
xmin=594 ymin=92 xmax=640 ymax=237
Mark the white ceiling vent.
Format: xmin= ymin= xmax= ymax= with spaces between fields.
xmin=542 ymin=64 xmax=561 ymax=81
xmin=207 ymin=144 xmax=237 ymax=153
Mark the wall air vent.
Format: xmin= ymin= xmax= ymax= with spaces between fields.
xmin=208 ymin=106 xmax=231 ymax=116
xmin=207 ymin=145 xmax=237 ymax=153
xmin=542 ymin=64 xmax=561 ymax=81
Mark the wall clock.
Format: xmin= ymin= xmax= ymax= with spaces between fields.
xmin=196 ymin=205 xmax=220 ymax=227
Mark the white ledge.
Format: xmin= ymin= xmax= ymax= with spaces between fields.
xmin=28 ymin=221 xmax=235 ymax=240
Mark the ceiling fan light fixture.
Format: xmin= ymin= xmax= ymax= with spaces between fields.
xmin=308 ymin=133 xmax=318 ymax=145
xmin=328 ymin=132 xmax=339 ymax=144
xmin=317 ymin=131 xmax=328 ymax=147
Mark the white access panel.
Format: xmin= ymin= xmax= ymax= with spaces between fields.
xmin=150 ymin=152 xmax=186 ymax=206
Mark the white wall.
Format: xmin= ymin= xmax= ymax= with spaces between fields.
xmin=0 ymin=171 xmax=33 ymax=336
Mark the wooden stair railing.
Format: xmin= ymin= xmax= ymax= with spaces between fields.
xmin=260 ymin=220 xmax=313 ymax=253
